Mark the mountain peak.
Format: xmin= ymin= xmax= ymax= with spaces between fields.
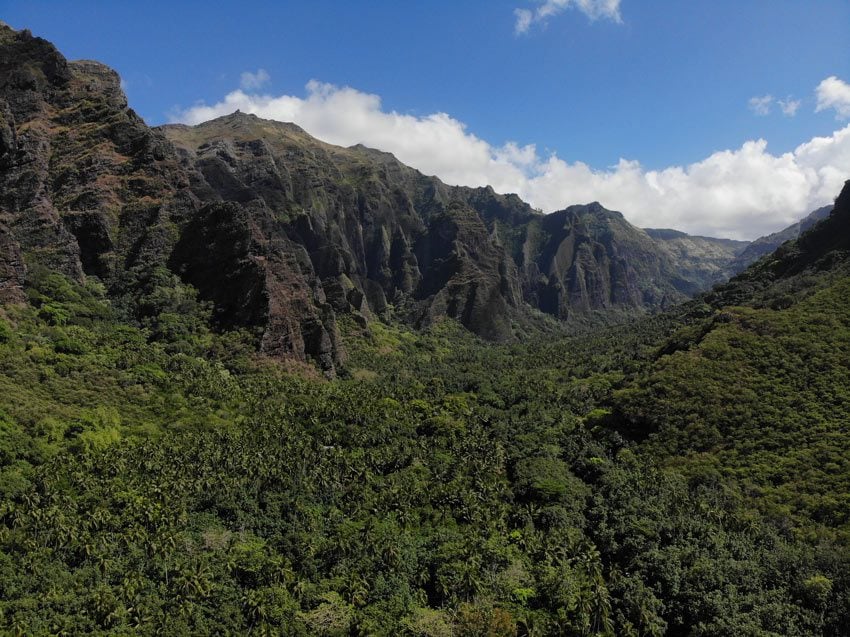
xmin=573 ymin=201 xmax=624 ymax=219
xmin=202 ymin=111 xmax=308 ymax=134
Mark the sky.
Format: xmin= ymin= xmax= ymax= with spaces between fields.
xmin=4 ymin=0 xmax=850 ymax=239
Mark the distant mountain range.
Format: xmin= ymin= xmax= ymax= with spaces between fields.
xmin=0 ymin=24 xmax=835 ymax=373
xmin=729 ymin=204 xmax=833 ymax=272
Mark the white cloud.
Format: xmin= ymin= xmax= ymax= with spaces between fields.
xmin=748 ymin=95 xmax=773 ymax=116
xmin=239 ymin=69 xmax=270 ymax=91
xmin=816 ymin=75 xmax=850 ymax=120
xmin=514 ymin=0 xmax=621 ymax=34
xmin=172 ymin=81 xmax=850 ymax=241
xmin=514 ymin=9 xmax=533 ymax=34
xmin=778 ymin=97 xmax=800 ymax=117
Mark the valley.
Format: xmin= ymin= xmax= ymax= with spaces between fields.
xmin=0 ymin=23 xmax=848 ymax=636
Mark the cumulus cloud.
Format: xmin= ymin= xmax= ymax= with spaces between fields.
xmin=239 ymin=69 xmax=270 ymax=91
xmin=514 ymin=0 xmax=621 ymax=34
xmin=748 ymin=95 xmax=773 ymax=116
xmin=778 ymin=97 xmax=800 ymax=117
xmin=816 ymin=76 xmax=850 ymax=120
xmin=172 ymin=81 xmax=850 ymax=240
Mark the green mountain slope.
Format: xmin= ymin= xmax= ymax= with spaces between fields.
xmin=1 ymin=182 xmax=849 ymax=633
xmin=613 ymin=180 xmax=850 ymax=542
xmin=2 ymin=273 xmax=848 ymax=635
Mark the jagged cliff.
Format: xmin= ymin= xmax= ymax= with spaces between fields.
xmin=0 ymin=24 xmax=758 ymax=373
xmin=161 ymin=112 xmax=535 ymax=349
xmin=0 ymin=26 xmax=350 ymax=371
xmin=644 ymin=228 xmax=748 ymax=291
xmin=514 ymin=204 xmax=689 ymax=318
xmin=0 ymin=27 xmax=188 ymax=295
xmin=162 ymin=113 xmax=738 ymax=328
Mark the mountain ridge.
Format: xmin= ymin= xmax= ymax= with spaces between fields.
xmin=0 ymin=23 xmax=801 ymax=374
xmin=730 ymin=204 xmax=834 ymax=272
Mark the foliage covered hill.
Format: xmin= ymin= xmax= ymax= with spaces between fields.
xmin=1 ymin=266 xmax=848 ymax=635
xmin=610 ymin=180 xmax=850 ymax=545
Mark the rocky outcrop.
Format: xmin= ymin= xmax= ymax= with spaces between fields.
xmin=0 ymin=25 xmax=193 ymax=284
xmin=163 ymin=115 xmax=745 ymax=331
xmin=162 ymin=113 xmax=530 ymax=343
xmin=0 ymin=222 xmax=25 ymax=303
xmin=412 ymin=203 xmax=521 ymax=340
xmin=644 ymin=228 xmax=748 ymax=290
xmin=169 ymin=200 xmax=343 ymax=369
xmin=515 ymin=204 xmax=695 ymax=319
xmin=0 ymin=26 xmax=346 ymax=372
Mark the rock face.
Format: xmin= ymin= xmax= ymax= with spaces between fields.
xmin=0 ymin=223 xmax=26 ymax=303
xmin=0 ymin=26 xmax=193 ymax=290
xmin=164 ymin=115 xmax=731 ymax=333
xmin=508 ymin=205 xmax=748 ymax=320
xmin=514 ymin=204 xmax=683 ymax=317
xmin=412 ymin=202 xmax=521 ymax=340
xmin=644 ymin=229 xmax=748 ymax=291
xmin=0 ymin=25 xmax=346 ymax=371
xmin=0 ymin=24 xmax=762 ymax=372
xmin=160 ymin=115 xmax=534 ymax=333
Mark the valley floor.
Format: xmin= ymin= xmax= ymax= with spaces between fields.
xmin=1 ymin=266 xmax=848 ymax=635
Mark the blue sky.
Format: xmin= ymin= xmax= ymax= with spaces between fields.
xmin=4 ymin=1 xmax=850 ymax=238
